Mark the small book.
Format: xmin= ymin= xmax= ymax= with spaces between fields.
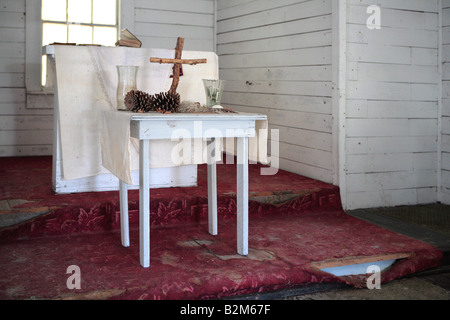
xmin=115 ymin=29 xmax=142 ymax=48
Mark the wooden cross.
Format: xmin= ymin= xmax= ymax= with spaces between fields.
xmin=150 ymin=37 xmax=207 ymax=94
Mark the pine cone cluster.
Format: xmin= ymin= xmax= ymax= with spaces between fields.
xmin=124 ymin=90 xmax=180 ymax=113
xmin=152 ymin=91 xmax=180 ymax=113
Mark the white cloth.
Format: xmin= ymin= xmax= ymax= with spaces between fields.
xmin=54 ymin=46 xmax=217 ymax=181
xmin=54 ymin=45 xmax=268 ymax=185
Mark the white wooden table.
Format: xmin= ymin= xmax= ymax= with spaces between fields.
xmin=117 ymin=112 xmax=267 ymax=267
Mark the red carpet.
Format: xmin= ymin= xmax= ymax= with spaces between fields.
xmin=0 ymin=156 xmax=443 ymax=300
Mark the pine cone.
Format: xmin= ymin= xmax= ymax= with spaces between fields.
xmin=124 ymin=90 xmax=154 ymax=112
xmin=151 ymin=91 xmax=181 ymax=113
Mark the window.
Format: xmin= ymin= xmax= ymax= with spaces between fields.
xmin=25 ymin=0 xmax=133 ymax=98
xmin=40 ymin=0 xmax=119 ymax=86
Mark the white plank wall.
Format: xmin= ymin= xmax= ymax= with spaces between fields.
xmin=442 ymin=0 xmax=450 ymax=204
xmin=216 ymin=0 xmax=334 ymax=183
xmin=345 ymin=0 xmax=441 ymax=209
xmin=0 ymin=0 xmax=53 ymax=156
xmin=133 ymin=0 xmax=215 ymax=51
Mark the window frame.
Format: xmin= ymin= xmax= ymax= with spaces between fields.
xmin=25 ymin=0 xmax=134 ymax=106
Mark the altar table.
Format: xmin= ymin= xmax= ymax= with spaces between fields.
xmin=114 ymin=111 xmax=267 ymax=268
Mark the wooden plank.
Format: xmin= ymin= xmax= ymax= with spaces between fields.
xmin=135 ymin=0 xmax=214 ymax=14
xmin=119 ymin=180 xmax=130 ymax=247
xmin=207 ymin=138 xmax=218 ymax=236
xmin=225 ymin=80 xmax=331 ymax=97
xmin=230 ymin=104 xmax=332 ymax=133
xmin=271 ymin=124 xmax=332 ymax=152
xmin=346 ymin=0 xmax=438 ymax=12
xmin=217 ymin=0 xmax=330 ymax=33
xmin=311 ymin=253 xmax=414 ymax=270
xmin=0 ymin=145 xmax=52 ymax=157
xmin=278 ymin=141 xmax=333 ymax=170
xmin=347 ymin=24 xmax=438 ymax=48
xmin=0 ymin=73 xmax=24 ymax=87
xmin=346 ymin=136 xmax=438 ymax=155
xmin=135 ymin=8 xmax=213 ymax=27
xmin=0 ymin=130 xmax=52 ymax=146
xmin=0 ymin=27 xmax=25 ymax=43
xmin=0 ymin=0 xmax=25 ymax=13
xmin=236 ymin=136 xmax=248 ymax=256
xmin=346 ymin=43 xmax=411 ymax=64
xmin=219 ymin=47 xmax=331 ymax=68
xmin=135 ymin=22 xmax=213 ymax=40
xmin=221 ymin=92 xmax=332 ymax=115
xmin=217 ymin=15 xmax=331 ymax=44
xmin=347 ymin=5 xmax=438 ymax=29
xmin=0 ymin=11 xmax=25 ymax=28
xmin=218 ymin=31 xmax=332 ymax=55
xmin=138 ymin=36 xmax=213 ymax=51
xmin=0 ymin=115 xmax=52 ymax=130
xmin=278 ymin=157 xmax=333 ymax=183
xmin=346 ymin=152 xmax=437 ymax=174
xmin=346 ymin=170 xmax=437 ymax=193
xmin=219 ymin=65 xmax=332 ymax=82
xmin=0 ymin=58 xmax=24 ymax=73
xmin=217 ymin=0 xmax=310 ymax=20
xmin=139 ymin=139 xmax=150 ymax=268
xmin=346 ymin=100 xmax=439 ymax=119
xmin=0 ymin=43 xmax=24 ymax=59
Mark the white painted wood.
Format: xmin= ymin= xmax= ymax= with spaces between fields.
xmin=133 ymin=0 xmax=215 ymax=51
xmin=207 ymin=138 xmax=218 ymax=236
xmin=139 ymin=139 xmax=150 ymax=268
xmin=49 ymin=52 xmax=197 ymax=194
xmin=343 ymin=0 xmax=442 ymax=209
xmin=441 ymin=0 xmax=450 ymax=204
xmin=332 ymin=0 xmax=347 ymax=201
xmin=236 ymin=136 xmax=249 ymax=256
xmin=119 ymin=180 xmax=130 ymax=247
xmin=124 ymin=112 xmax=265 ymax=266
xmin=217 ymin=0 xmax=334 ymax=184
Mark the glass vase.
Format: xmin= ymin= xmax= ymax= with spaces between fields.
xmin=116 ymin=65 xmax=139 ymax=110
xmin=202 ymin=79 xmax=225 ymax=108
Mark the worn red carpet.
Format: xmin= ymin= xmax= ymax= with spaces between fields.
xmin=0 ymin=156 xmax=443 ymax=300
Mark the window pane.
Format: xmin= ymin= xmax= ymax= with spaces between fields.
xmin=93 ymin=0 xmax=116 ymax=25
xmin=42 ymin=23 xmax=68 ymax=45
xmin=68 ymin=24 xmax=92 ymax=44
xmin=42 ymin=0 xmax=66 ymax=22
xmin=68 ymin=0 xmax=92 ymax=23
xmin=93 ymin=26 xmax=117 ymax=46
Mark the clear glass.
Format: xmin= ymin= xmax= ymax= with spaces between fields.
xmin=42 ymin=0 xmax=67 ymax=22
xmin=68 ymin=24 xmax=92 ymax=44
xmin=116 ymin=66 xmax=139 ymax=110
xmin=202 ymin=79 xmax=225 ymax=107
xmin=93 ymin=26 xmax=117 ymax=46
xmin=42 ymin=23 xmax=68 ymax=45
xmin=93 ymin=0 xmax=117 ymax=25
xmin=68 ymin=0 xmax=92 ymax=23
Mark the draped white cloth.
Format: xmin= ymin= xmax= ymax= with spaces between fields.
xmin=54 ymin=46 xmax=267 ymax=185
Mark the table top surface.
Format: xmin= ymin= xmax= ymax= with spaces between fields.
xmin=124 ymin=111 xmax=267 ymax=121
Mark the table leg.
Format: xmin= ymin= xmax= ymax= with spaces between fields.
xmin=139 ymin=139 xmax=150 ymax=267
xmin=236 ymin=136 xmax=249 ymax=255
xmin=119 ymin=180 xmax=130 ymax=247
xmin=207 ymin=138 xmax=218 ymax=235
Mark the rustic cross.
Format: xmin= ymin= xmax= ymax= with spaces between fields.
xmin=150 ymin=37 xmax=207 ymax=94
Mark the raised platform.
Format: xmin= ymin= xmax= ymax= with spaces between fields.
xmin=0 ymin=156 xmax=443 ymax=300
